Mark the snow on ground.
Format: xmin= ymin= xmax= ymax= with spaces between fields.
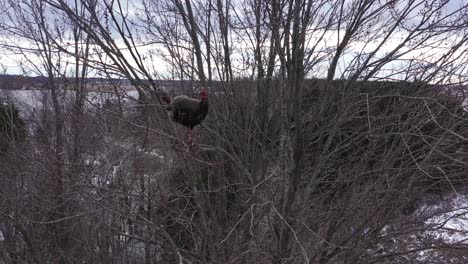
xmin=424 ymin=195 xmax=468 ymax=243
xmin=373 ymin=194 xmax=468 ymax=262
xmin=0 ymin=89 xmax=46 ymax=111
xmin=0 ymin=89 xmax=141 ymax=113
xmin=410 ymin=194 xmax=468 ymax=262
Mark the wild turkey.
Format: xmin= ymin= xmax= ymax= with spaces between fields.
xmin=162 ymin=88 xmax=209 ymax=145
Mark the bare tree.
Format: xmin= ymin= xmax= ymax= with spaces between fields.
xmin=0 ymin=0 xmax=467 ymax=263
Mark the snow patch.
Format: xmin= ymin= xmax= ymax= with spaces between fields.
xmin=424 ymin=196 xmax=468 ymax=243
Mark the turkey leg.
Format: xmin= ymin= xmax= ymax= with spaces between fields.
xmin=187 ymin=128 xmax=194 ymax=146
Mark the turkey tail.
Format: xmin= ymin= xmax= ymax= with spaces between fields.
xmin=162 ymin=94 xmax=171 ymax=104
xmin=161 ymin=94 xmax=173 ymax=110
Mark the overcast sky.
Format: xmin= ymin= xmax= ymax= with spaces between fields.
xmin=0 ymin=0 xmax=467 ymax=82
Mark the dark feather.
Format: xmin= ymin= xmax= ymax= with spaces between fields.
xmin=171 ymin=94 xmax=209 ymax=129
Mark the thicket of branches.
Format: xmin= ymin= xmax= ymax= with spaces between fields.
xmin=0 ymin=0 xmax=467 ymax=263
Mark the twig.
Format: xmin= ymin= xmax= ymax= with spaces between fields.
xmin=271 ymin=205 xmax=310 ymax=264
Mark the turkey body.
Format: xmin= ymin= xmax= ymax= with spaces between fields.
xmin=172 ymin=95 xmax=209 ymax=129
xmin=162 ymin=88 xmax=209 ymax=145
